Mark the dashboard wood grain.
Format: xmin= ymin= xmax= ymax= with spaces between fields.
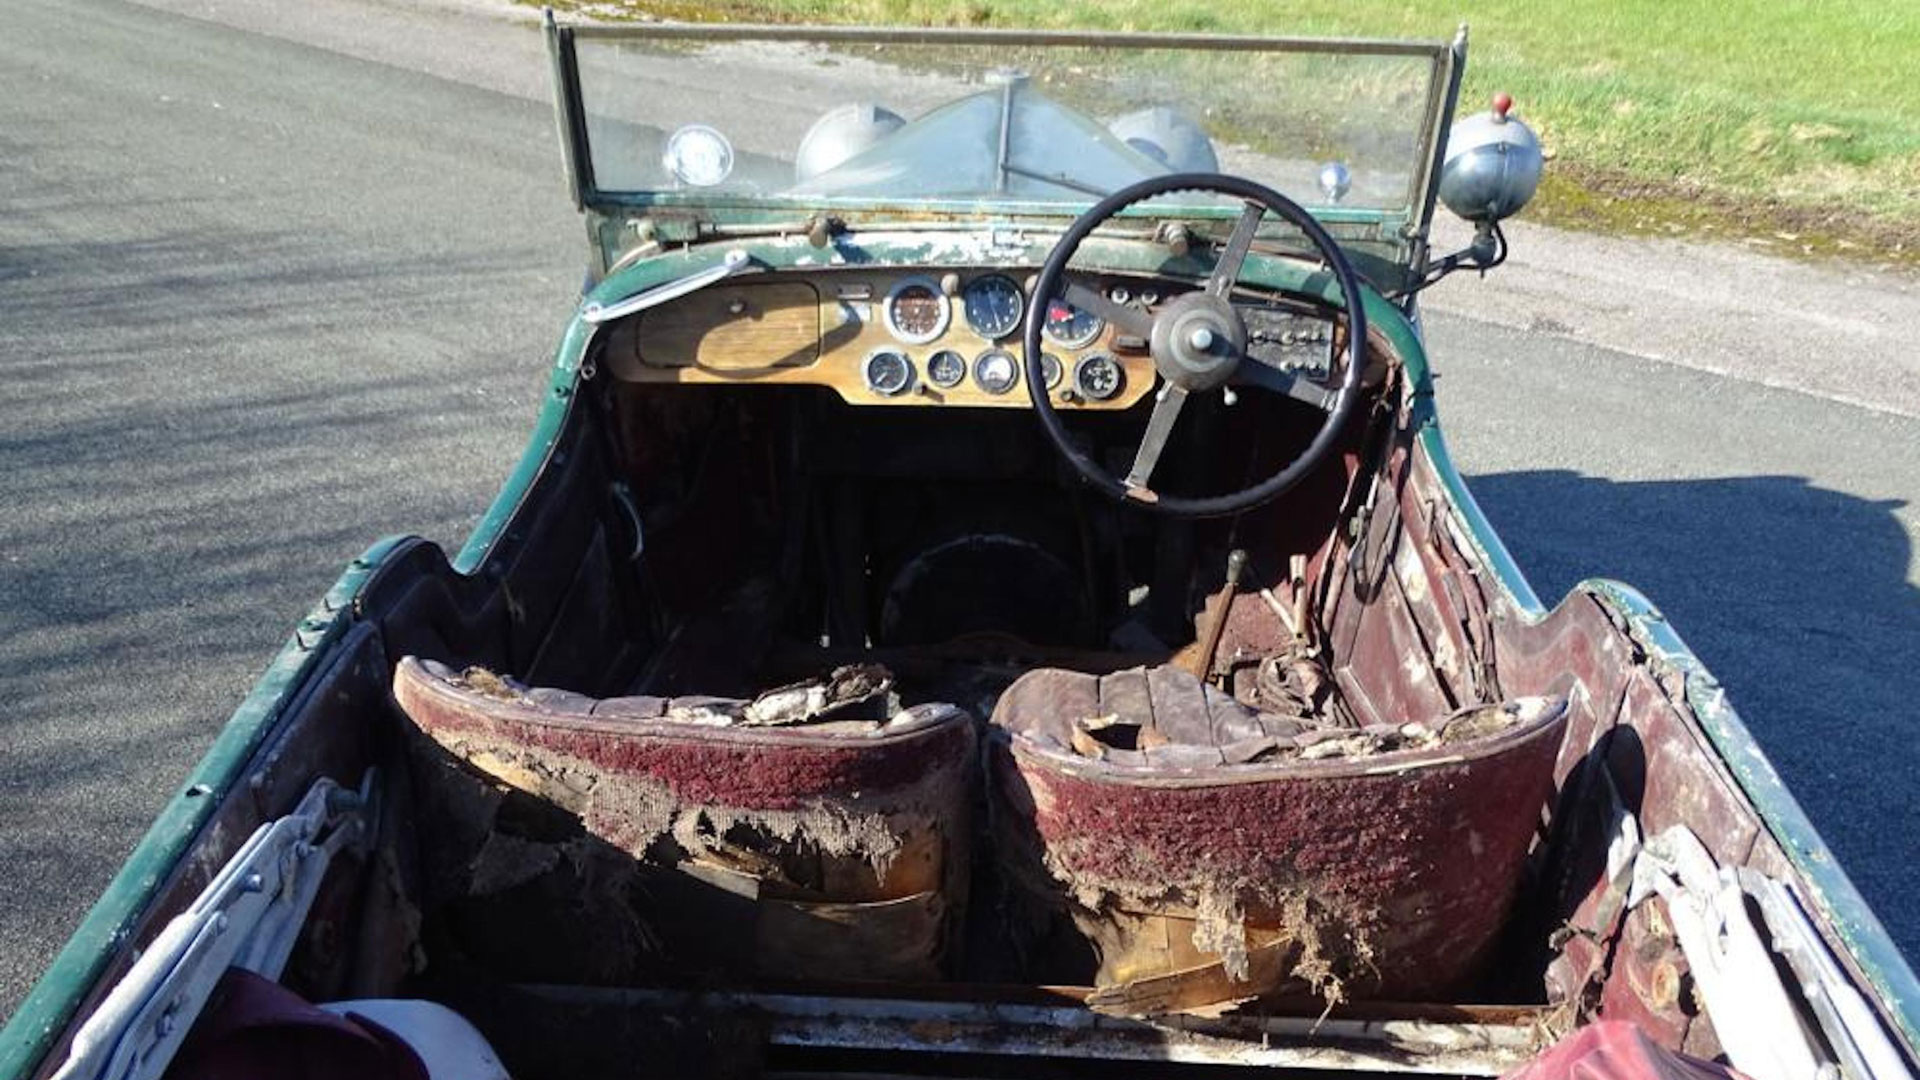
xmin=634 ymin=282 xmax=821 ymax=370
xmin=606 ymin=271 xmax=1155 ymax=410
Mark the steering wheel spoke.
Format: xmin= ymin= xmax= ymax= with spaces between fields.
xmin=1233 ymin=355 xmax=1339 ymax=412
xmin=1206 ymin=200 xmax=1266 ymax=297
xmin=1123 ymin=384 xmax=1189 ymax=493
xmin=1061 ymin=279 xmax=1155 ymax=339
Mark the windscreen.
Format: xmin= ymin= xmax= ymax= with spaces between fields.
xmin=565 ymin=29 xmax=1447 ymax=224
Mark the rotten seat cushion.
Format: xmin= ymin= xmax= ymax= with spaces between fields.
xmin=413 ymin=658 xmax=918 ymax=736
xmin=393 ymin=656 xmax=976 ymax=987
xmin=992 ymin=665 xmax=1561 ymax=771
xmin=992 ymin=665 xmax=1305 ymax=770
xmin=987 ymin=665 xmax=1570 ymax=1014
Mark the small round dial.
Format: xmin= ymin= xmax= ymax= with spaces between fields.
xmin=1040 ymin=353 xmax=1064 ymax=391
xmin=1073 ymin=353 xmax=1124 ymax=401
xmin=662 ymin=124 xmax=734 ymax=187
xmin=926 ymin=348 xmax=967 ymax=389
xmin=962 ymin=275 xmax=1025 ymax=339
xmin=1043 ymin=299 xmax=1105 ymax=349
xmin=883 ymin=277 xmax=950 ymax=344
xmin=862 ymin=349 xmax=916 ymax=396
xmin=973 ymin=349 xmax=1019 ymax=395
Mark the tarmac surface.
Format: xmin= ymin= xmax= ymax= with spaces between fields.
xmin=2 ymin=0 xmax=1917 ymax=1023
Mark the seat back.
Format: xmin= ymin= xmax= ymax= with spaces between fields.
xmin=394 ymin=657 xmax=976 ymax=985
xmin=988 ymin=665 xmax=1568 ymax=1014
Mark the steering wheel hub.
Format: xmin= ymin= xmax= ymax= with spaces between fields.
xmin=1150 ymin=292 xmax=1246 ymax=392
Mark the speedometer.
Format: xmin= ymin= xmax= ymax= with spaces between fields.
xmin=1043 ymin=299 xmax=1105 ymax=349
xmin=883 ymin=276 xmax=950 ymax=345
xmin=961 ymin=275 xmax=1024 ymax=340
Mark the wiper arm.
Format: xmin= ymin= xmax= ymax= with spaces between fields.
xmin=581 ymin=248 xmax=750 ymax=325
xmin=1000 ymin=161 xmax=1112 ymax=198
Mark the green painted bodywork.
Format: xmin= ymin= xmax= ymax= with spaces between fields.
xmin=4 ymin=228 xmax=1915 ymax=1079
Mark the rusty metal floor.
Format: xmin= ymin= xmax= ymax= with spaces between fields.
xmin=506 ymin=983 xmax=1553 ymax=1077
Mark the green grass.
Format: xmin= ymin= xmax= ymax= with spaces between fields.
xmin=559 ymin=0 xmax=1920 ymax=264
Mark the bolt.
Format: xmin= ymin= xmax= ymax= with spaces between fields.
xmin=1189 ymin=327 xmax=1215 ymax=352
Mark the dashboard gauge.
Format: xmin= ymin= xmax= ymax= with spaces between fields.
xmin=1040 ymin=353 xmax=1064 ymax=391
xmin=1138 ymin=287 xmax=1161 ymax=306
xmin=926 ymin=348 xmax=967 ymax=389
xmin=962 ymin=275 xmax=1025 ymax=340
xmin=1107 ymin=284 xmax=1132 ymax=304
xmin=862 ymin=349 xmax=916 ymax=396
xmin=973 ymin=349 xmax=1019 ymax=395
xmin=1043 ymin=298 xmax=1105 ymax=349
xmin=662 ymin=124 xmax=735 ymax=187
xmin=883 ymin=276 xmax=950 ymax=344
xmin=1073 ymin=353 xmax=1124 ymax=401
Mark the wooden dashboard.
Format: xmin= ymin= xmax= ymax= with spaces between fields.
xmin=601 ymin=269 xmax=1160 ymax=410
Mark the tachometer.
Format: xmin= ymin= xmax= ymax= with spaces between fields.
xmin=1043 ymin=299 xmax=1105 ymax=349
xmin=961 ymin=275 xmax=1025 ymax=340
xmin=883 ymin=276 xmax=950 ymax=345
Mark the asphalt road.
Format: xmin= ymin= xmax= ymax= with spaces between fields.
xmin=3 ymin=0 xmax=1917 ymax=1022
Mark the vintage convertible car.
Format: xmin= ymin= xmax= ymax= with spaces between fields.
xmin=7 ymin=18 xmax=1917 ymax=1080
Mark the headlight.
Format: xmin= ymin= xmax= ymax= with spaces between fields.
xmin=663 ymin=124 xmax=734 ymax=187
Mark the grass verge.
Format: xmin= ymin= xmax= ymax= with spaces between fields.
xmin=551 ymin=0 xmax=1920 ymax=268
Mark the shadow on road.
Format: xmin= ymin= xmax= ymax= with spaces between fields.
xmin=1469 ymin=469 xmax=1920 ymax=959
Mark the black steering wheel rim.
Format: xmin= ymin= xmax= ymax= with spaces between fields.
xmin=1023 ymin=172 xmax=1369 ymax=519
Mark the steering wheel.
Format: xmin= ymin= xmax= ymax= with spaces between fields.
xmin=1023 ymin=173 xmax=1368 ymax=519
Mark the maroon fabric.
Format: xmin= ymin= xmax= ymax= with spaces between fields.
xmin=164 ymin=969 xmax=428 ymax=1080
xmin=1501 ymin=1022 xmax=1751 ymax=1080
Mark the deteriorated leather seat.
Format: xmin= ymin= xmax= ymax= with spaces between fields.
xmin=393 ymin=656 xmax=975 ymax=985
xmin=987 ymin=664 xmax=1568 ymax=1015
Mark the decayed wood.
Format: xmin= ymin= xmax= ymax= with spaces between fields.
xmin=1084 ymin=923 xmax=1292 ymax=1017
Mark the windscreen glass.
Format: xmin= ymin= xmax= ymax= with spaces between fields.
xmin=570 ymin=32 xmax=1444 ymax=225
